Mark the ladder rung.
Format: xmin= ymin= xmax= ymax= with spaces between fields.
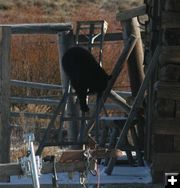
xmin=77 ymin=43 xmax=102 ymax=48
xmin=76 ymin=20 xmax=108 ymax=33
xmin=100 ymin=117 xmax=127 ymax=121
xmin=78 ymin=25 xmax=105 ymax=30
xmin=62 ymin=116 xmax=96 ymax=121
xmin=77 ymin=20 xmax=107 ymax=25
xmin=43 ymin=141 xmax=87 ymax=147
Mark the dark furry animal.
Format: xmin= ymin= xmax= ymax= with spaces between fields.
xmin=62 ymin=46 xmax=110 ymax=112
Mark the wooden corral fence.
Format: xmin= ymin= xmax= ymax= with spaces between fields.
xmin=0 ymin=22 xmax=131 ymax=180
xmin=0 ymin=23 xmax=72 ymax=181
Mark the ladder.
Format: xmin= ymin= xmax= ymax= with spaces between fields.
xmin=75 ymin=20 xmax=108 ymax=65
xmin=36 ymin=21 xmax=109 ymax=154
xmin=36 ymin=22 xmax=146 ymax=175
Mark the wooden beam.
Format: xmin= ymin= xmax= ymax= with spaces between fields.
xmin=121 ymin=17 xmax=144 ymax=96
xmin=153 ymin=134 xmax=174 ymax=153
xmin=10 ymin=112 xmax=61 ymax=119
xmin=159 ymin=46 xmax=180 ymax=65
xmin=159 ymin=64 xmax=180 ymax=81
xmin=78 ymin=32 xmax=123 ymax=42
xmin=0 ymin=26 xmax=11 ymax=181
xmin=116 ymin=4 xmax=147 ymax=21
xmin=153 ymin=119 xmax=180 ymax=135
xmin=59 ymin=149 xmax=122 ymax=163
xmin=0 ymin=161 xmax=86 ymax=176
xmin=162 ymin=12 xmax=180 ymax=28
xmin=164 ymin=0 xmax=180 ymax=11
xmin=11 ymin=80 xmax=63 ymax=90
xmin=152 ymin=153 xmax=180 ymax=171
xmin=0 ymin=23 xmax=73 ymax=34
xmin=10 ymin=97 xmax=60 ymax=106
xmin=155 ymin=99 xmax=176 ymax=118
xmin=0 ymin=149 xmax=121 ymax=176
xmin=174 ymin=136 xmax=180 ymax=152
xmin=176 ymin=102 xmax=180 ymax=118
xmin=109 ymin=90 xmax=131 ymax=113
xmin=155 ymin=81 xmax=180 ymax=101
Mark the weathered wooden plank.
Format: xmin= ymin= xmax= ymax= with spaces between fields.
xmin=10 ymin=111 xmax=60 ymax=119
xmin=153 ymin=119 xmax=180 ymax=135
xmin=11 ymin=80 xmax=63 ymax=90
xmin=151 ymin=170 xmax=164 ymax=183
xmin=159 ymin=64 xmax=180 ymax=81
xmin=115 ymin=91 xmax=132 ymax=98
xmin=103 ymin=32 xmax=123 ymax=41
xmin=162 ymin=12 xmax=180 ymax=28
xmin=0 ymin=23 xmax=73 ymax=34
xmin=11 ymin=99 xmax=123 ymax=109
xmin=155 ymin=81 xmax=180 ymax=101
xmin=176 ymin=102 xmax=180 ymax=118
xmin=59 ymin=149 xmax=122 ymax=163
xmin=152 ymin=153 xmax=180 ymax=171
xmin=174 ymin=136 xmax=180 ymax=152
xmin=153 ymin=134 xmax=174 ymax=152
xmin=109 ymin=90 xmax=131 ymax=113
xmin=0 ymin=161 xmax=86 ymax=176
xmin=10 ymin=103 xmax=129 ymax=119
xmin=0 ymin=26 xmax=11 ymax=181
xmin=155 ymin=99 xmax=176 ymax=118
xmin=159 ymin=46 xmax=180 ymax=65
xmin=116 ymin=4 xmax=147 ymax=21
xmin=162 ymin=28 xmax=180 ymax=45
xmin=164 ymin=0 xmax=180 ymax=11
xmin=77 ymin=32 xmax=146 ymax=43
xmin=0 ymin=149 xmax=122 ymax=176
xmin=10 ymin=97 xmax=60 ymax=106
xmin=77 ymin=32 xmax=123 ymax=42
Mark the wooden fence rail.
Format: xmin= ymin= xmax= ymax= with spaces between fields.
xmin=11 ymin=80 xmax=63 ymax=90
xmin=0 ymin=26 xmax=12 ymax=181
xmin=0 ymin=23 xmax=73 ymax=34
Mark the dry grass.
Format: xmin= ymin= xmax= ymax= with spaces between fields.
xmin=101 ymin=0 xmax=143 ymax=11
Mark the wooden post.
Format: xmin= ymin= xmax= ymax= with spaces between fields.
xmin=58 ymin=31 xmax=79 ymax=145
xmin=0 ymin=26 xmax=11 ymax=181
xmin=105 ymin=46 xmax=160 ymax=175
xmin=121 ymin=17 xmax=144 ymax=96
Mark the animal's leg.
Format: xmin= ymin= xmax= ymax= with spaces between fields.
xmin=76 ymin=89 xmax=89 ymax=112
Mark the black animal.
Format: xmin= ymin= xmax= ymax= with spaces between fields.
xmin=62 ymin=46 xmax=111 ymax=112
